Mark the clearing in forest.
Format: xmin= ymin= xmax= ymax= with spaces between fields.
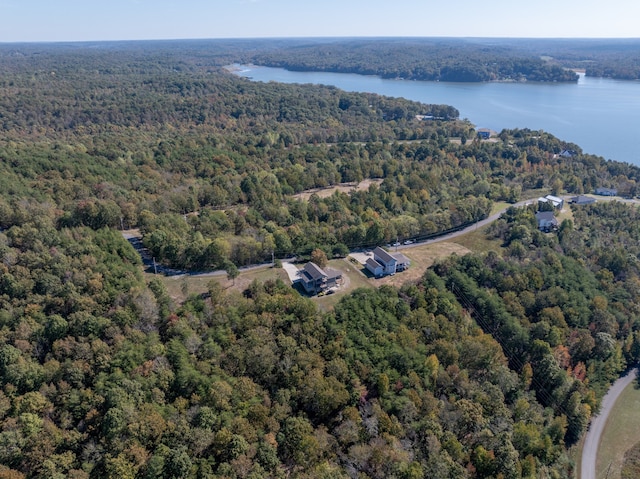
xmin=291 ymin=178 xmax=383 ymax=201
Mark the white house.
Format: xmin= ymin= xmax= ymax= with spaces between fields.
xmin=372 ymin=247 xmax=398 ymax=275
xmin=366 ymin=247 xmax=411 ymax=277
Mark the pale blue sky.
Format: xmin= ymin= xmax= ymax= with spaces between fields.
xmin=0 ymin=0 xmax=637 ymax=43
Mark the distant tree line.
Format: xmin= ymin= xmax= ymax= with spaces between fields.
xmin=247 ymin=38 xmax=579 ymax=82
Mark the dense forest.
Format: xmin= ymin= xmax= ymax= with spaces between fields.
xmin=236 ymin=38 xmax=640 ymax=82
xmin=1 ymin=42 xmax=638 ymax=270
xmin=0 ymin=41 xmax=640 ymax=478
xmin=245 ymin=38 xmax=579 ymax=83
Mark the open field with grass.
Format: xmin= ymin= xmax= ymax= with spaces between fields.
xmin=291 ymin=178 xmax=383 ymax=201
xmin=595 ymin=380 xmax=640 ymax=479
xmin=153 ymin=265 xmax=289 ymax=304
xmin=450 ymin=226 xmax=503 ymax=253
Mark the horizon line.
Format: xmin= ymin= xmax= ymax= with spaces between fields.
xmin=2 ymin=35 xmax=640 ymax=46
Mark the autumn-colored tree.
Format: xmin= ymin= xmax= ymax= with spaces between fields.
xmin=310 ymin=248 xmax=328 ymax=268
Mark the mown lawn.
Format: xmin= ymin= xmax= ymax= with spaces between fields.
xmin=596 ymin=380 xmax=640 ymax=478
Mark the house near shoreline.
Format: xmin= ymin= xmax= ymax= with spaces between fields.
xmin=299 ymin=262 xmax=343 ymax=295
xmin=366 ymin=247 xmax=411 ymax=278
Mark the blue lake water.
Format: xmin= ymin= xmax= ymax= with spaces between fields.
xmin=234 ymin=65 xmax=640 ymax=165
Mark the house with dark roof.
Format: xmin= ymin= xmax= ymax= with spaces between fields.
xmin=535 ymin=211 xmax=559 ymax=232
xmin=365 ymin=257 xmax=384 ymax=277
xmin=595 ymin=187 xmax=617 ymax=196
xmin=367 ymin=247 xmax=411 ymax=277
xmin=299 ymin=262 xmax=343 ymax=295
xmin=372 ymin=247 xmax=398 ymax=275
xmin=571 ymin=195 xmax=596 ymax=205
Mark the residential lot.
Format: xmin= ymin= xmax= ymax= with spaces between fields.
xmin=348 ymin=242 xmax=471 ymax=289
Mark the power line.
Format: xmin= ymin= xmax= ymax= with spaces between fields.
xmin=449 ymin=280 xmax=585 ymax=440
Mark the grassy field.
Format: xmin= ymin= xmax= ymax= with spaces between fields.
xmin=154 ymin=265 xmax=288 ymax=304
xmin=450 ymin=226 xmax=503 ymax=253
xmin=373 ymin=242 xmax=472 ymax=289
xmin=291 ymin=178 xmax=383 ymax=201
xmin=595 ymin=380 xmax=640 ymax=478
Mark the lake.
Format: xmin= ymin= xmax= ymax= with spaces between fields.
xmin=233 ymin=65 xmax=640 ymax=165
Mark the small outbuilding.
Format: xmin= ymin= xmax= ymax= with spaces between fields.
xmin=394 ymin=253 xmax=411 ymax=272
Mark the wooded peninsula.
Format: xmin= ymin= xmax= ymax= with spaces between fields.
xmin=1 ymin=39 xmax=640 ymax=479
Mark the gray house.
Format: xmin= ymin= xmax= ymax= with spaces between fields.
xmin=365 ymin=257 xmax=384 ymax=277
xmin=571 ymin=195 xmax=596 ymax=205
xmin=477 ymin=128 xmax=492 ymax=139
xmin=299 ymin=262 xmax=342 ymax=295
xmin=595 ymin=187 xmax=617 ymax=196
xmin=366 ymin=247 xmax=411 ymax=277
xmin=535 ymin=211 xmax=559 ymax=232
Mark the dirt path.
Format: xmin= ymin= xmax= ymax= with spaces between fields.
xmin=581 ymin=368 xmax=638 ymax=479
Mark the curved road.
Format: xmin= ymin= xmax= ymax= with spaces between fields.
xmin=581 ymin=368 xmax=638 ymax=479
xmin=394 ymin=199 xmax=533 ymax=250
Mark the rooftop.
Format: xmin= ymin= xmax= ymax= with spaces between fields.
xmin=373 ymin=246 xmax=397 ymax=264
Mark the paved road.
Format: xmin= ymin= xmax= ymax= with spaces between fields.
xmin=581 ymin=368 xmax=638 ymax=479
xmin=392 ymin=199 xmax=533 ymax=251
